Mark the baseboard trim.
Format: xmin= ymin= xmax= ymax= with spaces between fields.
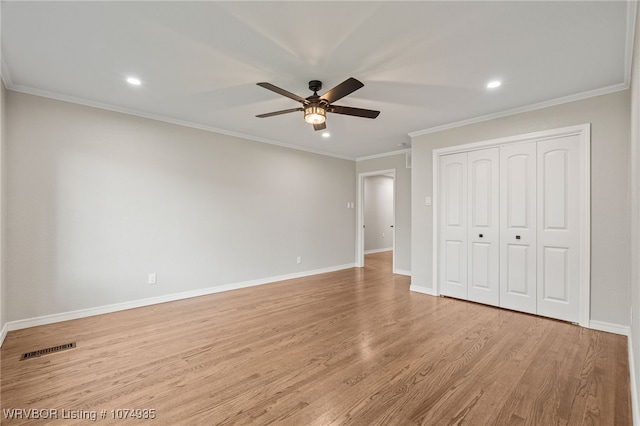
xmin=0 ymin=323 xmax=8 ymax=348
xmin=364 ymin=248 xmax=393 ymax=255
xmin=5 ymin=263 xmax=356 ymax=332
xmin=409 ymin=285 xmax=437 ymax=296
xmin=589 ymin=320 xmax=630 ymax=336
xmin=393 ymin=269 xmax=411 ymax=277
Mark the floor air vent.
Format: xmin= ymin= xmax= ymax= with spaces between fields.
xmin=20 ymin=342 xmax=76 ymax=361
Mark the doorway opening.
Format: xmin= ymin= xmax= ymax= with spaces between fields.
xmin=357 ymin=169 xmax=395 ymax=271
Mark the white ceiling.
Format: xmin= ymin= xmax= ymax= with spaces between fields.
xmin=1 ymin=1 xmax=635 ymax=160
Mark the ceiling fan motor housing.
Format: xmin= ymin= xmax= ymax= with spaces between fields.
xmin=308 ymin=80 xmax=322 ymax=93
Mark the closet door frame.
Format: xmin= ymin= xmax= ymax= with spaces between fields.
xmin=432 ymin=123 xmax=591 ymax=328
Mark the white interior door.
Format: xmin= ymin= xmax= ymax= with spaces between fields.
xmin=536 ymin=135 xmax=580 ymax=322
xmin=500 ymin=142 xmax=537 ymax=313
xmin=439 ymin=153 xmax=468 ymax=300
xmin=467 ymin=148 xmax=500 ymax=306
xmin=434 ymin=124 xmax=590 ymax=326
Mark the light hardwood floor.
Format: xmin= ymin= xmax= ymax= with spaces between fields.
xmin=1 ymin=252 xmax=632 ymax=425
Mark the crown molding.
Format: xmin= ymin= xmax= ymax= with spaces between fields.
xmin=0 ymin=53 xmax=12 ymax=89
xmin=356 ymin=148 xmax=411 ymax=162
xmin=5 ymin=83 xmax=356 ymax=161
xmin=408 ymin=83 xmax=628 ymax=138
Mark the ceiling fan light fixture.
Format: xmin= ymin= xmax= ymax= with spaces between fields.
xmin=256 ymin=78 xmax=379 ymax=130
xmin=304 ymin=105 xmax=326 ymax=124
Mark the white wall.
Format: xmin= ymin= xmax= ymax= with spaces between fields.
xmin=356 ymin=153 xmax=411 ymax=274
xmin=411 ymin=90 xmax=631 ymax=327
xmin=629 ymin=4 xmax=640 ymax=422
xmin=0 ymin=79 xmax=6 ymax=336
xmin=6 ymin=91 xmax=357 ymax=322
xmin=364 ymin=175 xmax=393 ymax=253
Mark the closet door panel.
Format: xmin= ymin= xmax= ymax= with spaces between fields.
xmin=500 ymin=142 xmax=537 ymax=314
xmin=537 ymin=135 xmax=580 ymax=322
xmin=467 ymin=148 xmax=499 ymax=306
xmin=506 ymin=245 xmax=531 ymax=294
xmin=439 ymin=153 xmax=468 ymax=299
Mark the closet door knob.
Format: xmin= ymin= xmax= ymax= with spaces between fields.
xmin=479 ymin=234 xmax=483 ymax=238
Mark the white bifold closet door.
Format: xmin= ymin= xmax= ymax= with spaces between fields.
xmin=467 ymin=148 xmax=499 ymax=306
xmin=499 ymin=142 xmax=537 ymax=314
xmin=439 ymin=148 xmax=499 ymax=305
xmin=536 ymin=135 xmax=581 ymax=323
xmin=438 ymin=134 xmax=583 ymax=324
xmin=439 ymin=152 xmax=468 ymax=300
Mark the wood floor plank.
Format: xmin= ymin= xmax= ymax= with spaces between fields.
xmin=410 ymin=314 xmax=552 ymax=426
xmin=1 ymin=252 xmax=632 ymax=425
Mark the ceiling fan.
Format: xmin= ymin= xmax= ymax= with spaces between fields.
xmin=255 ymin=77 xmax=380 ymax=131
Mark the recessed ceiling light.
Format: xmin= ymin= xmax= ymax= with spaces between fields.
xmin=322 ymin=132 xmax=330 ymax=138
xmin=487 ymin=80 xmax=502 ymax=89
xmin=126 ymin=77 xmax=142 ymax=86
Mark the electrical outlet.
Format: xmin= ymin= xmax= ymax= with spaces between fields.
xmin=148 ymin=273 xmax=157 ymax=285
xmin=296 ymin=256 xmax=302 ymax=264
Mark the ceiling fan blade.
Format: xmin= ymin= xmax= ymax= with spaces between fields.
xmin=256 ymin=107 xmax=303 ymax=118
xmin=321 ymin=77 xmax=364 ymax=104
xmin=329 ymin=105 xmax=380 ymax=119
xmin=313 ymin=122 xmax=326 ymax=131
xmin=257 ymin=82 xmax=308 ymax=104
